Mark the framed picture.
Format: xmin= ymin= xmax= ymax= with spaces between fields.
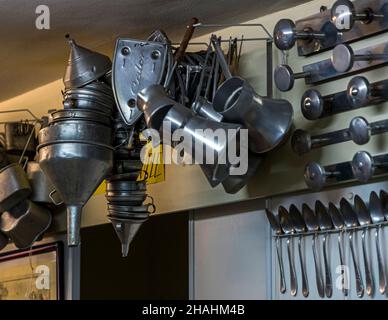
xmin=0 ymin=242 xmax=63 ymax=300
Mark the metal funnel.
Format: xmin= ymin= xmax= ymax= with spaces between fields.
xmin=108 ymin=216 xmax=147 ymax=257
xmin=63 ymin=38 xmax=112 ymax=89
xmin=38 ymin=142 xmax=113 ymax=246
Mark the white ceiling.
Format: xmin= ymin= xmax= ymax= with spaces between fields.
xmin=0 ymin=0 xmax=309 ymax=101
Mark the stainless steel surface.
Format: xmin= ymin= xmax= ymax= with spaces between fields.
xmin=302 ymin=203 xmax=324 ymax=298
xmin=49 ymin=109 xmax=112 ymax=126
xmin=354 ymin=195 xmax=374 ymax=296
xmin=351 ymin=151 xmax=375 ymax=182
xmin=274 ymin=64 xmax=310 ymax=92
xmin=347 ymin=76 xmax=388 ymax=108
xmin=327 ymin=202 xmax=349 ymax=297
xmin=112 ymin=39 xmax=168 ymax=126
xmin=340 ymin=198 xmax=365 ymax=298
xmin=368 ymin=191 xmax=387 ymax=294
xmin=279 ymin=206 xmax=298 ymax=296
xmin=0 ymin=163 xmax=31 ymax=212
xmin=0 ymin=199 xmax=52 ymax=249
xmin=265 ymin=209 xmax=286 ymax=294
xmin=38 ymin=142 xmax=114 ymax=246
xmin=289 ymin=204 xmax=309 ymax=297
xmin=213 ymin=77 xmax=293 ymax=153
xmin=316 ymin=200 xmax=333 ymax=298
xmin=63 ymin=38 xmax=112 ymax=89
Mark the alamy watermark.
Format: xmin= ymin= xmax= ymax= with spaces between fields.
xmin=35 ymin=5 xmax=50 ymax=30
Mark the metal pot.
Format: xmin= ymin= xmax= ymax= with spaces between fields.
xmin=0 ymin=163 xmax=31 ymax=212
xmin=0 ymin=200 xmax=52 ymax=249
xmin=27 ymin=161 xmax=62 ymax=204
xmin=49 ymin=109 xmax=112 ymax=126
xmin=38 ymin=121 xmax=113 ymax=146
xmin=63 ymin=97 xmax=114 ymax=115
xmin=4 ymin=122 xmax=37 ymax=156
xmin=106 ymin=180 xmax=146 ymax=192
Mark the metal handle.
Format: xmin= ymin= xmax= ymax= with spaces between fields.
xmin=211 ymin=35 xmax=232 ymax=80
xmin=361 ymin=229 xmax=374 ymax=296
xmin=375 ymin=226 xmax=386 ymax=294
xmin=298 ymin=236 xmax=309 ymax=297
xmin=312 ymin=234 xmax=325 ymax=298
xmin=323 ymin=234 xmax=333 ymax=298
xmin=174 ymin=17 xmax=199 ymax=63
xmin=276 ymin=237 xmax=286 ymax=294
xmin=349 ymin=231 xmax=364 ymax=298
xmin=287 ymin=237 xmax=297 ymax=297
xmin=338 ymin=232 xmax=348 ymax=297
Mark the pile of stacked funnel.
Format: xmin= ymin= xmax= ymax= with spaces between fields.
xmin=105 ymin=114 xmax=153 ymax=257
xmin=38 ymin=38 xmax=114 ymax=246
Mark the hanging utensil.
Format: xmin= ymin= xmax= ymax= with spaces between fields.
xmin=289 ymin=204 xmax=309 ymax=297
xmin=302 ymin=203 xmax=325 ymax=298
xmin=278 ymin=206 xmax=298 ymax=297
xmin=316 ymin=200 xmax=334 ymax=298
xmin=340 ymin=198 xmax=364 ymax=298
xmin=354 ymin=195 xmax=374 ymax=296
xmin=368 ymin=191 xmax=387 ymax=295
xmin=265 ymin=209 xmax=286 ymax=294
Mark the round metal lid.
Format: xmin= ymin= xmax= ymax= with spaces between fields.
xmin=304 ymin=161 xmax=326 ymax=191
xmin=273 ymin=19 xmax=296 ymax=51
xmin=331 ymin=43 xmax=354 ymax=73
xmin=274 ymin=64 xmax=294 ymax=92
xmin=347 ymin=76 xmax=370 ymax=108
xmin=351 ymin=151 xmax=374 ymax=182
xmin=331 ymin=0 xmax=356 ymax=31
xmin=301 ymin=89 xmax=324 ymax=120
xmin=291 ymin=129 xmax=312 ymax=155
xmin=348 ymin=116 xmax=370 ymax=145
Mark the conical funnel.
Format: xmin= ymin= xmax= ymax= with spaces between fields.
xmin=38 ymin=142 xmax=113 ymax=246
xmin=108 ymin=216 xmax=147 ymax=257
xmin=63 ymin=38 xmax=112 ymax=89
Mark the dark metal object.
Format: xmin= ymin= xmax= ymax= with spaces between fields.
xmin=0 ymin=231 xmax=8 ymax=251
xmin=0 ymin=200 xmax=52 ymax=249
xmin=0 ymin=163 xmax=31 ymax=212
xmin=289 ymin=204 xmax=309 ymax=297
xmin=327 ymin=203 xmax=348 ymax=297
xmin=4 ymin=122 xmax=37 ymax=156
xmin=351 ymin=150 xmax=388 ymax=182
xmin=340 ymin=198 xmax=365 ymax=298
xmin=38 ymin=142 xmax=114 ymax=247
xmin=278 ymin=206 xmax=298 ymax=297
xmin=49 ymin=109 xmax=111 ymax=127
xmin=273 ymin=18 xmax=337 ymax=51
xmin=302 ymin=204 xmax=324 ymax=298
xmin=304 ymin=161 xmax=354 ymax=191
xmin=347 ymin=76 xmax=388 ymax=108
xmin=63 ymin=38 xmax=112 ymax=89
xmin=331 ymin=0 xmax=386 ymax=31
xmin=274 ymin=64 xmax=311 ymax=92
xmin=213 ymin=77 xmax=293 ymax=153
xmin=295 ymin=0 xmax=388 ymax=56
xmin=371 ymin=190 xmax=387 ymax=294
xmin=300 ymin=88 xmax=350 ymax=120
xmin=265 ymin=209 xmax=286 ymax=294
xmin=112 ymin=39 xmax=168 ymax=126
xmin=331 ymin=43 xmax=388 ymax=72
xmin=315 ymin=201 xmax=333 ymax=298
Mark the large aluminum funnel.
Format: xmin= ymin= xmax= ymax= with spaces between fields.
xmin=213 ymin=77 xmax=294 ymax=154
xmin=108 ymin=216 xmax=147 ymax=257
xmin=63 ymin=38 xmax=112 ymax=89
xmin=38 ymin=142 xmax=113 ymax=246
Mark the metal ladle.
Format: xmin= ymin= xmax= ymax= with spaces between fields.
xmin=302 ymin=203 xmax=325 ymax=298
xmin=354 ymin=195 xmax=374 ymax=296
xmin=265 ymin=209 xmax=286 ymax=294
xmin=316 ymin=200 xmax=333 ymax=298
xmin=327 ymin=202 xmax=349 ymax=297
xmin=279 ymin=206 xmax=298 ymax=297
xmin=340 ymin=198 xmax=364 ymax=298
xmin=368 ymin=191 xmax=386 ymax=294
xmin=289 ymin=204 xmax=309 ymax=297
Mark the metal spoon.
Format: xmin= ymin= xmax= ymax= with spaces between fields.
xmin=316 ymin=200 xmax=333 ymax=298
xmin=327 ymin=202 xmax=349 ymax=297
xmin=340 ymin=198 xmax=364 ymax=298
xmin=279 ymin=206 xmax=298 ymax=297
xmin=369 ymin=191 xmax=386 ymax=295
xmin=289 ymin=204 xmax=309 ymax=297
xmin=302 ymin=203 xmax=325 ymax=298
xmin=379 ymin=190 xmax=388 ymax=221
xmin=265 ymin=209 xmax=286 ymax=294
xmin=354 ymin=195 xmax=374 ymax=296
